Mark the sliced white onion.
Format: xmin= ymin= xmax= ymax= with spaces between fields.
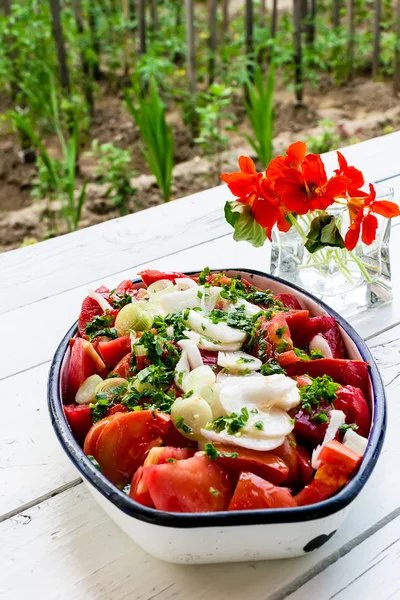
xmin=184 ymin=310 xmax=247 ymax=344
xmin=216 ymin=370 xmax=264 ymax=384
xmin=235 ymin=299 xmax=263 ymax=316
xmin=217 ymin=351 xmax=262 ymax=372
xmin=88 ymin=289 xmax=111 ymax=312
xmin=174 ymin=351 xmax=190 ymax=391
xmin=219 ymin=374 xmax=300 ymax=414
xmin=194 ymin=383 xmax=226 ymax=419
xmin=182 ymin=365 xmax=216 ymax=394
xmin=175 ymin=278 xmax=198 ymax=291
xmin=178 ymin=339 xmax=204 ymax=369
xmin=159 ymin=288 xmax=201 ymax=313
xmin=147 ymin=279 xmax=174 ymax=296
xmin=183 ymin=329 xmax=243 ymax=352
xmin=343 ymin=429 xmax=368 ymax=456
xmin=309 ymin=335 xmax=332 ymax=359
xmin=311 ymin=409 xmax=346 ymax=469
xmin=200 ymin=427 xmax=285 ymax=452
xmin=199 ymin=286 xmax=222 ymax=312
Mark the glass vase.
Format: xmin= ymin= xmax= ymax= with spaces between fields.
xmin=270 ymin=184 xmax=394 ymax=318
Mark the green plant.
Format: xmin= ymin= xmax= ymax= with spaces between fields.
xmin=194 ymin=83 xmax=235 ymax=173
xmin=89 ymin=141 xmax=138 ymax=216
xmin=307 ymin=120 xmax=342 ymax=154
xmin=125 ymin=80 xmax=174 ymax=202
xmin=244 ymin=64 xmax=275 ymax=168
xmin=9 ymin=83 xmax=87 ymax=234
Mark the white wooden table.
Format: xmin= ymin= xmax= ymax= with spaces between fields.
xmin=2 ymin=132 xmax=400 ymax=600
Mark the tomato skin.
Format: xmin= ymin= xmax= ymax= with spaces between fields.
xmin=78 ymin=286 xmax=111 ymax=339
xmin=106 ymin=403 xmax=128 ymax=417
xmin=66 ymin=338 xmax=108 ymax=402
xmin=138 ymin=270 xmax=188 ymax=287
xmin=286 ymin=359 xmax=370 ymax=399
xmin=64 ymin=405 xmax=93 ymax=445
xmin=294 ymin=463 xmax=349 ymax=506
xmin=130 ymin=466 xmax=153 ymax=506
xmin=334 ymin=385 xmax=371 ymax=437
xmin=111 ymin=352 xmax=133 ymax=378
xmin=90 ymin=411 xmax=171 ymax=486
xmin=274 ymin=293 xmax=302 ymax=310
xmin=266 ymin=313 xmax=293 ymax=352
xmin=318 ymin=440 xmax=362 ymax=471
xmin=143 ymin=455 xmax=232 ymax=513
xmin=98 ymin=336 xmax=132 ymax=368
xmin=296 ymin=445 xmax=314 ymax=485
xmin=292 ymin=402 xmax=331 ymax=448
xmin=273 ymin=434 xmax=300 ymax=485
xmin=164 ymin=420 xmax=196 ymax=448
xmin=210 ymin=443 xmax=289 ymax=485
xmin=228 ymin=472 xmax=296 ymax=510
xmin=284 ymin=310 xmax=310 ymax=339
xmin=83 ymin=413 xmax=120 ymax=455
xmin=113 ymin=280 xmax=137 ymax=296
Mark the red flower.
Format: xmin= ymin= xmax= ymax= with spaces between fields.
xmin=335 ymin=152 xmax=364 ymax=193
xmin=220 ymin=156 xmax=261 ymax=200
xmin=266 ymin=141 xmax=306 ymax=183
xmin=274 ymin=154 xmax=349 ymax=215
xmin=344 ymin=184 xmax=400 ymax=251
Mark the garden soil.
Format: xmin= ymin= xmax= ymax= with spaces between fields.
xmin=0 ymin=76 xmax=399 ymax=253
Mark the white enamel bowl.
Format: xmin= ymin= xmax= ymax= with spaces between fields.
xmin=48 ymin=269 xmax=386 ymax=564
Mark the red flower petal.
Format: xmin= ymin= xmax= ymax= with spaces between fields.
xmin=336 ymin=151 xmax=348 ymax=174
xmin=302 ymin=154 xmax=327 ymax=188
xmin=238 ymin=156 xmax=257 ymax=174
xmin=370 ymin=200 xmax=400 ymax=218
xmin=324 ymin=174 xmax=349 ymax=199
xmin=286 ymin=141 xmax=307 ymax=169
xmin=253 ymin=198 xmax=279 ymax=240
xmin=361 ymin=213 xmax=378 ymax=245
xmin=266 ymin=156 xmax=286 ymax=183
xmin=335 ymin=151 xmax=364 ymax=189
xmin=344 ymin=220 xmax=361 ymax=251
xmin=220 ymin=172 xmax=259 ymax=199
xmin=274 ymin=169 xmax=310 ymax=215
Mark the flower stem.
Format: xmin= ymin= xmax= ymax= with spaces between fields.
xmin=349 ymin=251 xmax=373 ymax=283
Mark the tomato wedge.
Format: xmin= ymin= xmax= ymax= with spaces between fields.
xmin=83 ymin=413 xmax=120 ymax=455
xmin=296 ymin=444 xmax=314 ymax=485
xmin=210 ymin=443 xmax=289 ymax=485
xmin=98 ymin=336 xmax=132 ymax=368
xmin=138 ymin=270 xmax=188 ymax=287
xmin=273 ymin=433 xmax=300 ymax=485
xmin=64 ymin=405 xmax=93 ymax=445
xmin=89 ymin=411 xmax=171 ymax=486
xmin=286 ymin=359 xmax=370 ymax=398
xmin=294 ymin=463 xmax=350 ymax=506
xmin=78 ymin=286 xmax=111 ymax=339
xmin=274 ymin=293 xmax=302 ymax=310
xmin=130 ymin=466 xmax=153 ymax=507
xmin=334 ymin=385 xmax=371 ymax=437
xmin=66 ymin=338 xmax=108 ymax=401
xmin=143 ymin=454 xmax=232 ymax=512
xmin=111 ymin=352 xmax=133 ymax=378
xmin=276 ymin=349 xmax=300 ymax=367
xmin=318 ymin=440 xmax=362 ymax=471
xmin=228 ymin=472 xmax=296 ymax=510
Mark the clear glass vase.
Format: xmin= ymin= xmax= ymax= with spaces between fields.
xmin=270 ymin=184 xmax=394 ymax=318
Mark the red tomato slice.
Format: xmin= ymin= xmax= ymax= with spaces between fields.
xmin=294 ymin=463 xmax=349 ymax=506
xmin=143 ymin=454 xmax=232 ymax=512
xmin=83 ymin=413 xmax=120 ymax=455
xmin=64 ymin=405 xmax=93 ymax=445
xmin=113 ymin=280 xmax=137 ymax=296
xmin=93 ymin=411 xmax=171 ymax=486
xmin=274 ymin=293 xmax=302 ymax=310
xmin=277 ymin=349 xmax=300 ymax=367
xmin=266 ymin=313 xmax=293 ymax=352
xmin=98 ymin=336 xmax=132 ymax=368
xmin=296 ymin=444 xmax=314 ymax=485
xmin=273 ymin=433 xmax=300 ymax=485
xmin=284 ymin=310 xmax=310 ymax=339
xmin=210 ymin=443 xmax=289 ymax=485
xmin=130 ymin=466 xmax=153 ymax=507
xmin=318 ymin=440 xmax=362 ymax=471
xmin=78 ymin=286 xmax=111 ymax=339
xmin=138 ymin=270 xmax=188 ymax=287
xmin=334 ymin=385 xmax=371 ymax=437
xmin=66 ymin=338 xmax=108 ymax=402
xmin=164 ymin=419 xmax=197 ymax=448
xmin=292 ymin=402 xmax=332 ymax=447
xmin=319 ymin=326 xmax=346 ymax=359
xmin=286 ymin=359 xmax=370 ymax=399
xmin=228 ymin=472 xmax=296 ymax=510
xmin=106 ymin=403 xmax=129 ymax=417
xmin=111 ymin=353 xmax=133 ymax=378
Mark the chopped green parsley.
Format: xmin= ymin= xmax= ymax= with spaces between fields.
xmin=175 ymin=416 xmax=193 ymax=435
xmin=207 ymin=407 xmax=249 ymax=435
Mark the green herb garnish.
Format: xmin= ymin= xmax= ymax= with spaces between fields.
xmin=310 ymin=349 xmax=325 ymax=359
xmin=204 ymin=442 xmax=239 ymax=460
xmin=260 ymin=360 xmax=286 ymax=376
xmin=207 ymin=407 xmax=249 ymax=435
xmin=175 ymin=416 xmax=193 ymax=435
xmin=299 ymin=375 xmax=340 ymax=414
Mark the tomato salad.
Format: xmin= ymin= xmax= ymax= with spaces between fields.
xmin=64 ymin=268 xmax=371 ymax=513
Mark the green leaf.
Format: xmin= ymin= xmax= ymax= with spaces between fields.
xmin=305 ymin=215 xmax=345 ymax=254
xmin=224 ymin=201 xmax=267 ymax=248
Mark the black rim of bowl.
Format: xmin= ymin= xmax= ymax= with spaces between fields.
xmin=48 ymin=267 xmax=387 ymax=528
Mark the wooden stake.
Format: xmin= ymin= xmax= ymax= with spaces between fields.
xmin=393 ymin=0 xmax=400 ymax=95
xmin=372 ymin=0 xmax=382 ymax=78
xmin=245 ymin=0 xmax=254 ymax=81
xmin=209 ymin=0 xmax=218 ymax=85
xmin=260 ymin=0 xmax=267 ymax=24
xmin=49 ymin=0 xmax=71 ymax=93
xmin=306 ymin=0 xmax=316 ymax=46
xmin=138 ymin=0 xmax=146 ymax=55
xmin=185 ymin=0 xmax=196 ymax=95
xmin=122 ymin=0 xmax=130 ymax=77
xmin=293 ymin=0 xmax=304 ymax=105
xmin=347 ymin=0 xmax=354 ymax=81
xmin=72 ymin=0 xmax=94 ymax=112
xmin=222 ymin=0 xmax=229 ymax=38
xmin=332 ymin=0 xmax=340 ymax=27
xmin=271 ymin=0 xmax=278 ymax=38
xmin=150 ymin=0 xmax=158 ymax=32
